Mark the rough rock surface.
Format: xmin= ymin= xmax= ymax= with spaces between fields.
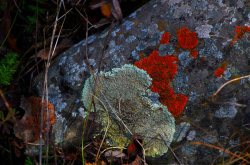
xmin=33 ymin=0 xmax=250 ymax=164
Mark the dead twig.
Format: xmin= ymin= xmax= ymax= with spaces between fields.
xmin=172 ymin=142 xmax=250 ymax=164
xmin=179 ymin=116 xmax=223 ymax=148
xmin=159 ymin=134 xmax=183 ymax=165
xmin=39 ymin=1 xmax=63 ymax=164
xmin=207 ymin=75 xmax=250 ymax=104
xmin=211 ymin=101 xmax=246 ymax=107
xmin=0 ymin=89 xmax=16 ymax=123
xmin=74 ymin=7 xmax=93 ymax=27
xmin=90 ymin=94 xmax=110 ymax=164
xmin=13 ymin=0 xmax=21 ymax=13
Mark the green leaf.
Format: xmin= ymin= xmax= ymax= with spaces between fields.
xmin=0 ymin=111 xmax=4 ymax=121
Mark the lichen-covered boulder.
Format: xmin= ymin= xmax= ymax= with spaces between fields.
xmin=82 ymin=64 xmax=175 ymax=157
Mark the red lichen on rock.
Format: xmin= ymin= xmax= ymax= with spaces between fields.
xmin=159 ymin=32 xmax=170 ymax=45
xmin=231 ymin=26 xmax=250 ymax=45
xmin=177 ymin=27 xmax=198 ymax=49
xmin=177 ymin=27 xmax=199 ymax=58
xmin=189 ymin=49 xmax=199 ymax=59
xmin=159 ymin=88 xmax=188 ymax=118
xmin=134 ymin=51 xmax=177 ymax=93
xmin=243 ymin=26 xmax=250 ymax=33
xmin=215 ymin=68 xmax=226 ymax=78
xmin=134 ymin=51 xmax=188 ymax=117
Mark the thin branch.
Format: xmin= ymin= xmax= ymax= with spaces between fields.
xmin=180 ymin=116 xmax=223 ymax=148
xmin=0 ymin=89 xmax=16 ymax=123
xmin=50 ymin=0 xmax=82 ymax=28
xmin=91 ymin=94 xmax=110 ymax=163
xmin=13 ymin=0 xmax=21 ymax=13
xmin=209 ymin=75 xmax=250 ymax=102
xmin=89 ymin=0 xmax=111 ymax=9
xmin=39 ymin=1 xmax=63 ymax=164
xmin=74 ymin=7 xmax=93 ymax=27
xmin=211 ymin=101 xmax=246 ymax=107
xmin=159 ymin=134 xmax=183 ymax=165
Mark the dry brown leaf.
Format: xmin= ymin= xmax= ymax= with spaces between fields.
xmin=30 ymin=38 xmax=73 ymax=60
xmin=100 ymin=1 xmax=112 ymax=19
xmin=14 ymin=96 xmax=56 ymax=142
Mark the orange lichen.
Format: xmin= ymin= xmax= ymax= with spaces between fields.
xmin=134 ymin=21 xmax=141 ymax=27
xmin=159 ymin=32 xmax=170 ymax=45
xmin=220 ymin=61 xmax=229 ymax=69
xmin=134 ymin=51 xmax=188 ymax=117
xmin=139 ymin=51 xmax=145 ymax=60
xmin=199 ymin=57 xmax=206 ymax=62
xmin=18 ymin=97 xmax=56 ymax=142
xmin=175 ymin=44 xmax=182 ymax=51
xmin=215 ymin=68 xmax=226 ymax=78
xmin=231 ymin=26 xmax=250 ymax=45
xmin=157 ymin=20 xmax=167 ymax=32
xmin=177 ymin=27 xmax=198 ymax=49
xmin=231 ymin=75 xmax=241 ymax=84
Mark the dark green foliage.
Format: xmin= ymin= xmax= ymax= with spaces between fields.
xmin=21 ymin=0 xmax=48 ymax=33
xmin=27 ymin=3 xmax=46 ymax=25
xmin=0 ymin=108 xmax=17 ymax=134
xmin=25 ymin=156 xmax=35 ymax=165
xmin=0 ymin=52 xmax=19 ymax=86
xmin=0 ymin=2 xmax=7 ymax=11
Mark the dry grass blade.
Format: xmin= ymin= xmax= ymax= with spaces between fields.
xmin=209 ymin=75 xmax=250 ymax=102
xmin=100 ymin=147 xmax=126 ymax=155
xmin=74 ymin=7 xmax=93 ymax=27
xmin=90 ymin=94 xmax=110 ymax=163
xmin=0 ymin=89 xmax=17 ymax=123
xmin=159 ymin=134 xmax=183 ymax=165
xmin=180 ymin=116 xmax=223 ymax=148
xmin=211 ymin=101 xmax=246 ymax=107
xmin=39 ymin=1 xmax=63 ymax=164
xmin=173 ymin=142 xmax=250 ymax=164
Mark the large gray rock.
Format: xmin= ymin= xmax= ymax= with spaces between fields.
xmin=33 ymin=0 xmax=250 ymax=164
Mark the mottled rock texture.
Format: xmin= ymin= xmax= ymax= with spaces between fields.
xmin=33 ymin=0 xmax=250 ymax=164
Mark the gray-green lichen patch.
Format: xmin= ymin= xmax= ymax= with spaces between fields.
xmin=187 ymin=130 xmax=196 ymax=141
xmin=199 ymin=39 xmax=223 ymax=59
xmin=52 ymin=114 xmax=67 ymax=144
xmin=195 ymin=25 xmax=212 ymax=38
xmin=173 ymin=122 xmax=190 ymax=142
xmin=215 ymin=98 xmax=238 ymax=118
xmin=82 ymin=64 xmax=175 ymax=157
